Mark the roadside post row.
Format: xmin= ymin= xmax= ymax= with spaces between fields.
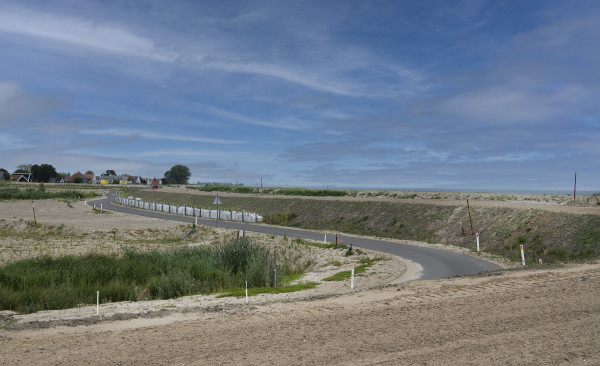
xmin=114 ymin=196 xmax=263 ymax=223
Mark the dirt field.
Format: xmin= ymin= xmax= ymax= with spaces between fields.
xmin=1 ymin=195 xmax=599 ymax=365
xmin=1 ymin=262 xmax=598 ymax=365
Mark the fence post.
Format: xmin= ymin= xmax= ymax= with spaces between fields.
xmin=273 ymin=249 xmax=277 ymax=287
xmin=265 ymin=251 xmax=270 ymax=287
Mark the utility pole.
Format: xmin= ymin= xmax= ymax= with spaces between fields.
xmin=467 ymin=199 xmax=474 ymax=235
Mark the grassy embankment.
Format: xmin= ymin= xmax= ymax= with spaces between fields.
xmin=127 ymin=188 xmax=600 ymax=264
xmin=0 ymin=238 xmax=309 ymax=313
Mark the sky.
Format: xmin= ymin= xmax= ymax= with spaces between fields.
xmin=1 ymin=0 xmax=599 ymax=191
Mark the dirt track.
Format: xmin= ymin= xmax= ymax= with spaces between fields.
xmin=2 ymin=262 xmax=599 ymax=365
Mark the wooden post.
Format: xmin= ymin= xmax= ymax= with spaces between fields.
xmin=265 ymin=251 xmax=270 ymax=287
xmin=467 ymin=200 xmax=474 ymax=235
xmin=32 ymin=201 xmax=37 ymax=225
xmin=273 ymin=249 xmax=277 ymax=287
xmin=461 ymin=221 xmax=465 ymax=236
xmin=574 ymin=172 xmax=577 ymax=201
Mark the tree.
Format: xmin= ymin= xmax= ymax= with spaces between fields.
xmin=16 ymin=164 xmax=32 ymax=172
xmin=0 ymin=168 xmax=10 ymax=181
xmin=103 ymin=170 xmax=116 ymax=176
xmin=72 ymin=176 xmax=83 ymax=183
xmin=162 ymin=165 xmax=191 ymax=185
xmin=31 ymin=164 xmax=57 ymax=183
xmin=56 ymin=172 xmax=69 ymax=182
xmin=85 ymin=170 xmax=94 ymax=175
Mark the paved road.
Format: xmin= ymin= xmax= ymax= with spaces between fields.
xmin=96 ymin=195 xmax=501 ymax=280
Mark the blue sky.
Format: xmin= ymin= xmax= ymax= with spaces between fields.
xmin=1 ymin=0 xmax=598 ymax=191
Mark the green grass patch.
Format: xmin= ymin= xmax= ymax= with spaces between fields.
xmin=0 ymin=238 xmax=296 ymax=313
xmin=292 ymin=238 xmax=347 ymax=249
xmin=216 ymin=282 xmax=319 ymax=298
xmin=0 ymin=184 xmax=98 ymax=200
xmin=322 ymin=257 xmax=383 ymax=281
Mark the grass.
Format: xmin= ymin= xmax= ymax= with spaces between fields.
xmin=322 ymin=256 xmax=383 ymax=281
xmin=0 ymin=184 xmax=99 ymax=200
xmin=0 ymin=238 xmax=299 ymax=313
xmin=292 ymin=238 xmax=348 ymax=249
xmin=216 ymin=282 xmax=319 ymax=298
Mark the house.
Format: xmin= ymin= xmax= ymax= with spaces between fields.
xmin=11 ymin=173 xmax=31 ymax=182
xmin=127 ymin=176 xmax=142 ymax=185
xmin=84 ymin=173 xmax=94 ymax=183
xmin=94 ymin=174 xmax=118 ymax=184
xmin=65 ymin=172 xmax=83 ymax=183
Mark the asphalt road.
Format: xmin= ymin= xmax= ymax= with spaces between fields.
xmin=96 ymin=194 xmax=501 ymax=280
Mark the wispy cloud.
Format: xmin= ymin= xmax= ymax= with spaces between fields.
xmin=80 ymin=128 xmax=244 ymax=144
xmin=0 ymin=7 xmax=174 ymax=62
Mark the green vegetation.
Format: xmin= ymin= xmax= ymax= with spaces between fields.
xmin=194 ymin=184 xmax=257 ymax=194
xmin=322 ymin=257 xmax=382 ymax=281
xmin=292 ymin=238 xmax=347 ymax=249
xmin=0 ymin=238 xmax=301 ymax=313
xmin=0 ymin=184 xmax=99 ymax=200
xmin=217 ymin=282 xmax=319 ymax=298
xmin=162 ymin=164 xmax=191 ymax=185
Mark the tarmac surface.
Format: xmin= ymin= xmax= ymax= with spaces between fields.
xmin=97 ymin=194 xmax=501 ymax=280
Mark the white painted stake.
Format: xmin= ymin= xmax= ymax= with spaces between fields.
xmin=195 ymin=217 xmax=198 ymax=225
xmin=520 ymin=244 xmax=526 ymax=266
xmin=96 ymin=291 xmax=99 ymax=315
xmin=351 ymin=268 xmax=355 ymax=290
xmin=324 ymin=234 xmax=327 ymax=244
xmin=100 ymin=203 xmax=103 ymax=212
xmin=245 ymin=281 xmax=248 ymax=304
xmin=84 ymin=200 xmax=87 ymax=206
xmin=476 ymin=232 xmax=480 ymax=252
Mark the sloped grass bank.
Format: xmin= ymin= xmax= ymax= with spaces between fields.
xmin=0 ymin=238 xmax=300 ymax=314
xmin=128 ymin=189 xmax=600 ymax=264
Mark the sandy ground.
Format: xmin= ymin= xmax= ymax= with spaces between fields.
xmin=1 ymin=261 xmax=598 ymax=365
xmin=1 ymin=195 xmax=599 ymax=365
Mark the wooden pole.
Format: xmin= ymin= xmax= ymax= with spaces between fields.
xmin=574 ymin=172 xmax=577 ymax=201
xmin=32 ymin=200 xmax=37 ymax=225
xmin=265 ymin=251 xmax=270 ymax=287
xmin=273 ymin=249 xmax=277 ymax=287
xmin=467 ymin=200 xmax=474 ymax=235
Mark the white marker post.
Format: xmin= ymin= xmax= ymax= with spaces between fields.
xmin=100 ymin=203 xmax=103 ymax=213
xmin=96 ymin=291 xmax=99 ymax=315
xmin=351 ymin=268 xmax=355 ymax=290
xmin=245 ymin=281 xmax=248 ymax=304
xmin=520 ymin=244 xmax=526 ymax=266
xmin=324 ymin=234 xmax=327 ymax=244
xmin=476 ymin=232 xmax=480 ymax=252
xmin=84 ymin=200 xmax=87 ymax=206
xmin=195 ymin=217 xmax=198 ymax=226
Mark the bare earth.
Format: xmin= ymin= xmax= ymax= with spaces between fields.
xmin=1 ymin=195 xmax=599 ymax=365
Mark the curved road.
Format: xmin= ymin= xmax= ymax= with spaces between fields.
xmin=96 ymin=195 xmax=501 ymax=280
